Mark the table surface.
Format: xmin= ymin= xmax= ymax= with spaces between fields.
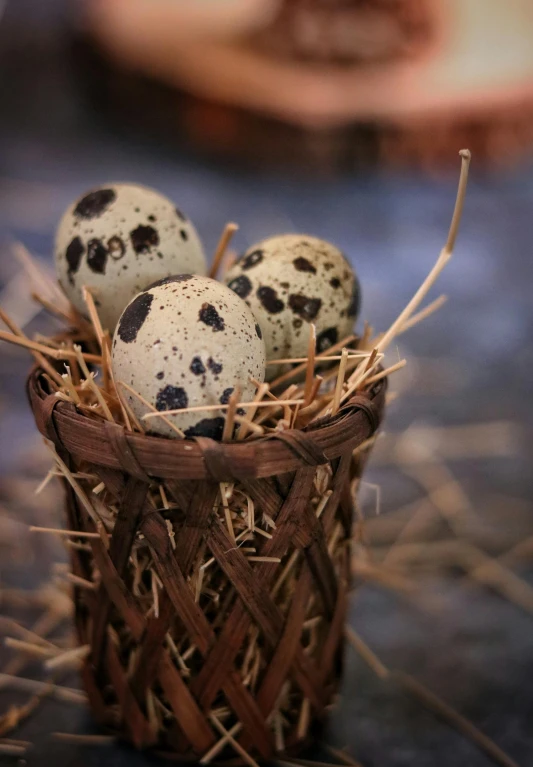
xmin=0 ymin=2 xmax=532 ymax=766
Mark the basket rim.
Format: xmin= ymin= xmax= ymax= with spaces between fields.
xmin=27 ymin=365 xmax=386 ymax=481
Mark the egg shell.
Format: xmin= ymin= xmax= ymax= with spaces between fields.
xmin=111 ymin=275 xmax=266 ymax=440
xmin=224 ymin=234 xmax=360 ymax=379
xmin=55 ymin=183 xmax=206 ymax=332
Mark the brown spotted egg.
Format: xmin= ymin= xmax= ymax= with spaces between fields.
xmin=111 ymin=275 xmax=266 ymax=440
xmin=224 ymin=234 xmax=360 ymax=378
xmin=55 ymin=183 xmax=206 ymax=332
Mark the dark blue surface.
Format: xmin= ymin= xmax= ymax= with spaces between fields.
xmin=0 ymin=2 xmax=532 ymax=765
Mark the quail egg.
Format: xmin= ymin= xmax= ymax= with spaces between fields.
xmin=55 ymin=183 xmax=206 ymax=331
xmin=224 ymin=234 xmax=360 ymax=378
xmin=112 ymin=275 xmax=266 ymax=440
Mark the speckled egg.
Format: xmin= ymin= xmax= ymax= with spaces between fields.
xmin=55 ymin=183 xmax=206 ymax=331
xmin=111 ymin=275 xmax=266 ymax=440
xmin=224 ymin=234 xmax=360 ymax=377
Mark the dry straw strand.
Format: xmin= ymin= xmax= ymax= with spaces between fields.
xmin=209 ymin=714 xmax=260 ymax=767
xmin=0 ymin=330 xmax=101 ymax=363
xmin=0 ymin=307 xmax=65 ymax=387
xmin=398 ymin=294 xmax=448 ymax=334
xmin=209 ymin=222 xmax=239 ymax=279
xmin=82 ymin=286 xmax=106 ymax=351
xmin=377 ymin=150 xmax=470 ymax=355
xmin=346 ymin=627 xmax=518 ymax=767
xmin=74 ymin=345 xmax=114 ymax=422
xmin=141 ymin=398 xmax=304 ymax=420
xmin=392 ymin=672 xmax=519 ymax=767
xmin=12 ymin=241 xmax=65 ymax=304
xmin=222 ymin=387 xmax=241 ymax=442
xmin=331 ymin=347 xmax=349 ymax=416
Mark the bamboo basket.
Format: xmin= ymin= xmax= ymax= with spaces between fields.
xmin=26 ymin=363 xmax=386 ymax=763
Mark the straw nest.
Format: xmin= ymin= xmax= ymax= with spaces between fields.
xmin=0 ymin=153 xmax=470 ymax=763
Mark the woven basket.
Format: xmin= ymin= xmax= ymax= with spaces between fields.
xmin=27 ymin=365 xmax=386 ymax=762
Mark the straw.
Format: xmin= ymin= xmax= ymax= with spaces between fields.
xmin=222 ymin=387 xmax=240 ymax=442
xmin=0 ymin=330 xmax=101 ymax=363
xmin=376 ymin=150 xmax=470 ymax=355
xmin=209 ymin=222 xmax=239 ymax=280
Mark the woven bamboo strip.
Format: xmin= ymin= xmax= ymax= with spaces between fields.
xmin=26 ymin=359 xmax=386 ymax=762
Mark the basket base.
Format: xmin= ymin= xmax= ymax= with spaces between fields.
xmin=81 ymin=706 xmax=329 ymax=765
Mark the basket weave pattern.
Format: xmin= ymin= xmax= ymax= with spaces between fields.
xmin=28 ymin=367 xmax=386 ymax=761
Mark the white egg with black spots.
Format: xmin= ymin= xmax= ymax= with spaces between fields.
xmin=224 ymin=234 xmax=360 ymax=378
xmin=111 ymin=275 xmax=266 ymax=440
xmin=55 ymin=183 xmax=206 ymax=332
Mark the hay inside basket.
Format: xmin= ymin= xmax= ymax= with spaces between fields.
xmin=1 ymin=153 xmax=470 ymax=763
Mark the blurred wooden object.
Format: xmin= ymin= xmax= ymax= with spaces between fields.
xmin=82 ymin=0 xmax=533 ymax=169
xmin=254 ymin=0 xmax=436 ymax=64
xmin=86 ymin=0 xmax=441 ymax=129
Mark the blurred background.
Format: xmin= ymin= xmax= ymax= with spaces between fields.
xmin=1 ymin=1 xmax=533 ymax=765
